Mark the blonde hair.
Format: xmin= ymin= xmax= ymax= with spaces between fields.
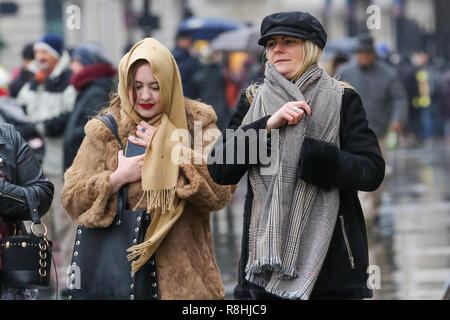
xmin=290 ymin=40 xmax=323 ymax=82
xmin=246 ymin=39 xmax=323 ymax=103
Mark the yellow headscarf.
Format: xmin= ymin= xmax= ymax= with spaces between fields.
xmin=118 ymin=38 xmax=187 ymax=274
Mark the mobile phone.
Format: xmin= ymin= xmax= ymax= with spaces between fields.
xmin=125 ymin=140 xmax=147 ymax=157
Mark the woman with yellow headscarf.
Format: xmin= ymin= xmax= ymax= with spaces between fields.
xmin=61 ymin=38 xmax=234 ymax=299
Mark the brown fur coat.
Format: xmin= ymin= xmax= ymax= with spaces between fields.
xmin=61 ymin=99 xmax=235 ymax=299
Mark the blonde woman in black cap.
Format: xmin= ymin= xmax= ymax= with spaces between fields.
xmin=208 ymin=11 xmax=385 ymax=300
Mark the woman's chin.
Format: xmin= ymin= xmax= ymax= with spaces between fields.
xmin=136 ymin=108 xmax=160 ymax=120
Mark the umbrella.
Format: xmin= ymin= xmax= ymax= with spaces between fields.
xmin=178 ymin=17 xmax=246 ymax=41
xmin=322 ymin=37 xmax=358 ymax=60
xmin=210 ymin=27 xmax=262 ymax=53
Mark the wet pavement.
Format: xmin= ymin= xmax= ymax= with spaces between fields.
xmin=212 ymin=140 xmax=450 ymax=300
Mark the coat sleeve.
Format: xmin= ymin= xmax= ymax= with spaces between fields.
xmin=176 ymin=120 xmax=236 ymax=212
xmin=207 ymin=92 xmax=271 ymax=185
xmin=298 ymin=88 xmax=385 ymax=191
xmin=61 ymin=119 xmax=119 ymax=228
xmin=0 ymin=124 xmax=54 ymax=220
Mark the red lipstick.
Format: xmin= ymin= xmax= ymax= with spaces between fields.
xmin=140 ymin=103 xmax=154 ymax=110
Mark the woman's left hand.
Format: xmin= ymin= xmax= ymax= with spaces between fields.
xmin=129 ymin=121 xmax=157 ymax=147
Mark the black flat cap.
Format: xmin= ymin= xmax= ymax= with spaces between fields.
xmin=258 ymin=11 xmax=327 ymax=49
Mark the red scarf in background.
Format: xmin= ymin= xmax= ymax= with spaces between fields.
xmin=70 ymin=63 xmax=116 ymax=91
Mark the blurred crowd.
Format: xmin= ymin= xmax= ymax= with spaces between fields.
xmin=0 ymin=23 xmax=450 ymax=298
xmin=322 ymin=35 xmax=450 ymax=148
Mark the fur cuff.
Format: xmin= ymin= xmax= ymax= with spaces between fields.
xmin=298 ymin=137 xmax=339 ymax=189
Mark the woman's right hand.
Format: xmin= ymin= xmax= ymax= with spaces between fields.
xmin=109 ymin=150 xmax=145 ymax=195
xmin=266 ymin=101 xmax=312 ymax=132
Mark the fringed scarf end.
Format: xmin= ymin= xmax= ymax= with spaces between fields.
xmin=134 ymin=188 xmax=177 ymax=213
xmin=127 ymin=239 xmax=154 ymax=275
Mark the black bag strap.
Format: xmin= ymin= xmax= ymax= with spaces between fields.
xmin=96 ymin=112 xmax=124 ymax=150
xmin=96 ymin=112 xmax=129 ymax=214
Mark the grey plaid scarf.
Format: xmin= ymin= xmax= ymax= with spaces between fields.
xmin=241 ymin=62 xmax=342 ymax=299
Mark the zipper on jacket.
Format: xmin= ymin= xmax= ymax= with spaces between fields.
xmin=339 ymin=215 xmax=355 ymax=269
xmin=0 ymin=191 xmax=26 ymax=203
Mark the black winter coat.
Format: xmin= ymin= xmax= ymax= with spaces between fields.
xmin=0 ymin=124 xmax=53 ymax=231
xmin=193 ymin=63 xmax=231 ymax=131
xmin=63 ymin=77 xmax=113 ymax=170
xmin=172 ymin=47 xmax=199 ymax=99
xmin=207 ymin=88 xmax=385 ymax=299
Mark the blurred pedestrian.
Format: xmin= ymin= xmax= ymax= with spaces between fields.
xmin=0 ymin=96 xmax=45 ymax=161
xmin=9 ymin=43 xmax=37 ymax=98
xmin=330 ymin=51 xmax=349 ymax=76
xmin=407 ymin=52 xmax=434 ymax=142
xmin=61 ymin=38 xmax=233 ymax=299
xmin=0 ymin=66 xmax=9 ymax=97
xmin=16 ymin=34 xmax=77 ymax=294
xmin=208 ymin=11 xmax=384 ymax=300
xmin=64 ymin=42 xmax=116 ymax=170
xmin=337 ymin=33 xmax=407 ymax=224
xmin=171 ymin=30 xmax=199 ymax=99
xmin=441 ymin=69 xmax=450 ymax=145
xmin=0 ymin=123 xmax=54 ymax=300
xmin=223 ymin=51 xmax=256 ymax=108
xmin=194 ymin=45 xmax=230 ymax=131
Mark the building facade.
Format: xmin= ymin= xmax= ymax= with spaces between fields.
xmin=0 ymin=0 xmax=446 ymax=71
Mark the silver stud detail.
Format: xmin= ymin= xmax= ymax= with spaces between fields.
xmin=74 ymin=251 xmax=78 ymax=256
xmin=75 ymin=241 xmax=80 ymax=246
xmin=130 ymin=284 xmax=134 ymax=289
xmin=152 ymin=294 xmax=157 ymax=299
xmin=150 ymin=272 xmax=156 ymax=277
xmin=135 ymin=228 xmax=139 ymax=232
xmin=77 ymin=229 xmax=82 ymax=235
xmin=150 ymin=260 xmax=155 ymax=266
xmin=130 ymin=295 xmax=134 ymax=300
xmin=68 ymin=295 xmax=72 ymax=300
xmin=133 ymin=239 xmax=137 ymax=244
xmin=137 ymin=217 xmax=141 ymax=222
xmin=152 ymin=283 xmax=157 ymax=288
xmin=117 ymin=220 xmax=121 ymax=226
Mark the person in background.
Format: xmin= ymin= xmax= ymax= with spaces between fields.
xmin=16 ymin=34 xmax=77 ymax=296
xmin=9 ymin=43 xmax=37 ymax=98
xmin=171 ymin=30 xmax=199 ymax=99
xmin=64 ymin=42 xmax=116 ymax=170
xmin=0 ymin=66 xmax=10 ymax=97
xmin=193 ymin=45 xmax=230 ymax=131
xmin=0 ymin=96 xmax=45 ymax=162
xmin=337 ymin=33 xmax=407 ymax=226
xmin=441 ymin=68 xmax=450 ymax=145
xmin=0 ymin=123 xmax=54 ymax=300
